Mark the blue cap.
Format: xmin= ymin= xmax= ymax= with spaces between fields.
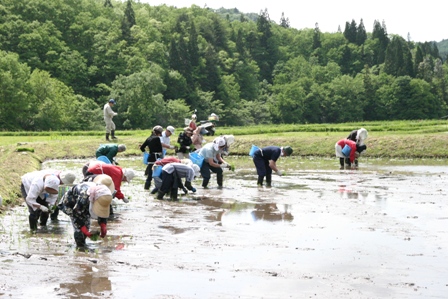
xmin=109 ymin=99 xmax=116 ymax=104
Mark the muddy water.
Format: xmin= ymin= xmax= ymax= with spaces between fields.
xmin=1 ymin=157 xmax=447 ymax=298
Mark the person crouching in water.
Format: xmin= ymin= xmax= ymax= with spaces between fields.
xmin=197 ymin=137 xmax=231 ymax=189
xmin=252 ymin=146 xmax=293 ymax=187
xmin=156 ymin=163 xmax=200 ymax=201
xmin=58 ymin=175 xmax=114 ymax=248
xmin=335 ymin=139 xmax=367 ymax=170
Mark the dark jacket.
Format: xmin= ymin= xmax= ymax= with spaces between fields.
xmin=177 ymin=132 xmax=193 ymax=153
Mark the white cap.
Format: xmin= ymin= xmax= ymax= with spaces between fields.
xmin=213 ymin=137 xmax=226 ymax=151
xmin=59 ymin=171 xmax=76 ymax=184
xmin=167 ymin=126 xmax=175 ymax=134
xmin=123 ymin=169 xmax=135 ymax=183
xmin=44 ymin=175 xmax=60 ymax=191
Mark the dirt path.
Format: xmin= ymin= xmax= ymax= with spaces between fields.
xmin=1 ymin=158 xmax=447 ymax=298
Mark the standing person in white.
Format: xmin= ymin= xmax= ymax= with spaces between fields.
xmin=160 ymin=126 xmax=177 ymax=156
xmin=103 ymin=99 xmax=118 ymax=141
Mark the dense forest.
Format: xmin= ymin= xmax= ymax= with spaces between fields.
xmin=1 ymin=0 xmax=448 ymax=131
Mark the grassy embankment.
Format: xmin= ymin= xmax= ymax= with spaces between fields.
xmin=1 ymin=120 xmax=447 ymax=210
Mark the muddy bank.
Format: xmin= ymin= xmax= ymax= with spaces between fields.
xmin=1 ymin=157 xmax=447 ymax=298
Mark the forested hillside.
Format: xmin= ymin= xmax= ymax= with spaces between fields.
xmin=1 ymin=0 xmax=447 ymax=131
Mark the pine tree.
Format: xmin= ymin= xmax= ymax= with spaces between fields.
xmin=121 ymin=0 xmax=136 ymax=43
xmin=280 ymin=12 xmax=290 ymax=28
xmin=343 ymin=20 xmax=357 ymax=43
xmin=356 ymin=19 xmax=367 ymax=45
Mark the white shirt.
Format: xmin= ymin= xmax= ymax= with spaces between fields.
xmin=21 ymin=171 xmax=58 ymax=210
xmin=160 ymin=131 xmax=171 ymax=147
xmin=103 ymin=103 xmax=117 ymax=121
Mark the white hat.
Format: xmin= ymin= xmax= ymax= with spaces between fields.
xmin=167 ymin=126 xmax=175 ymax=134
xmin=223 ymin=135 xmax=235 ymax=147
xmin=123 ymin=169 xmax=135 ymax=183
xmin=93 ymin=174 xmax=115 ymax=194
xmin=44 ymin=175 xmax=60 ymax=191
xmin=213 ymin=137 xmax=226 ymax=151
xmin=192 ymin=164 xmax=200 ymax=177
xmin=59 ymin=171 xmax=76 ymax=184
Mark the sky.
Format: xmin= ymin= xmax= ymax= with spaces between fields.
xmin=140 ymin=0 xmax=447 ymax=43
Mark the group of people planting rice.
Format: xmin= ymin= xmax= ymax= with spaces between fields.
xmin=20 ymin=122 xmax=367 ymax=248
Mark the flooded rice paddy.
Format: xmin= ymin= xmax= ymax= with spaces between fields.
xmin=1 ymin=157 xmax=447 ymax=298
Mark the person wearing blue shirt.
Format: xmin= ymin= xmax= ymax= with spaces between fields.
xmin=252 ymin=146 xmax=293 ymax=187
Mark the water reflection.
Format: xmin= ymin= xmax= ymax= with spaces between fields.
xmin=250 ymin=203 xmax=294 ymax=222
xmin=199 ymin=198 xmax=294 ymax=223
xmin=59 ymin=265 xmax=112 ymax=298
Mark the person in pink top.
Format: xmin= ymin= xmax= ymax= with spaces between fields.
xmin=335 ymin=139 xmax=366 ymax=170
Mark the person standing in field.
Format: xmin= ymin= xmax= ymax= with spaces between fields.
xmin=252 ymin=146 xmax=293 ymax=187
xmin=103 ymin=99 xmax=118 ymax=141
xmin=140 ymin=126 xmax=164 ymax=190
xmin=160 ymin=126 xmax=177 ymax=155
xmin=345 ymin=128 xmax=368 ymax=167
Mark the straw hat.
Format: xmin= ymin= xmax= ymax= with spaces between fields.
xmin=93 ymin=174 xmax=115 ymax=194
xmin=92 ymin=192 xmax=112 ymax=218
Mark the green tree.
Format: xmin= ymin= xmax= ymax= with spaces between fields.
xmin=343 ymin=20 xmax=357 ymax=43
xmin=356 ymin=19 xmax=367 ymax=46
xmin=121 ymin=0 xmax=136 ymax=43
xmin=110 ymin=67 xmax=166 ymax=130
xmin=0 ymin=51 xmax=31 ymax=130
xmin=279 ymin=12 xmax=290 ymax=28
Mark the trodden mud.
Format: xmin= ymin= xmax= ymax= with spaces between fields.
xmin=1 ymin=157 xmax=447 ymax=298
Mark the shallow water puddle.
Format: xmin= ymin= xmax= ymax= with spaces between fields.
xmin=1 ymin=157 xmax=447 ymax=298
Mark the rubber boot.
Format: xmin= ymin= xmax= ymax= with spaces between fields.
xmin=339 ymin=158 xmax=345 ymax=170
xmin=108 ymin=205 xmax=114 ymax=220
xmin=257 ymin=176 xmax=264 ymax=186
xmin=50 ymin=207 xmax=59 ymax=221
xmin=202 ymin=178 xmax=210 ymax=189
xmin=106 ymin=133 xmax=110 ymax=141
xmin=40 ymin=212 xmax=49 ymax=226
xmin=156 ymin=191 xmax=165 ymax=200
xmin=111 ymin=130 xmax=118 ymax=140
xmin=144 ymin=181 xmax=151 ymax=190
xmin=29 ymin=215 xmax=38 ymax=231
xmin=217 ymin=175 xmax=223 ymax=189
xmin=266 ymin=174 xmax=272 ymax=187
xmin=150 ymin=187 xmax=158 ymax=194
xmin=74 ymin=231 xmax=87 ymax=248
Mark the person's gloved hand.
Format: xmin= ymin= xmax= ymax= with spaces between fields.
xmin=186 ymin=146 xmax=190 ymax=150
xmin=80 ymin=226 xmax=92 ymax=238
xmin=276 ymin=170 xmax=282 ymax=176
xmin=40 ymin=205 xmax=49 ymax=213
xmin=100 ymin=223 xmax=107 ymax=238
xmin=191 ymin=187 xmax=196 ymax=193
xmin=122 ymin=197 xmax=129 ymax=203
xmin=170 ymin=145 xmax=175 ymax=149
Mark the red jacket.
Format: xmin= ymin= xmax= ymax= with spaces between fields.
xmin=337 ymin=139 xmax=357 ymax=163
xmin=155 ymin=157 xmax=181 ymax=166
xmin=87 ymin=161 xmax=125 ymax=199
